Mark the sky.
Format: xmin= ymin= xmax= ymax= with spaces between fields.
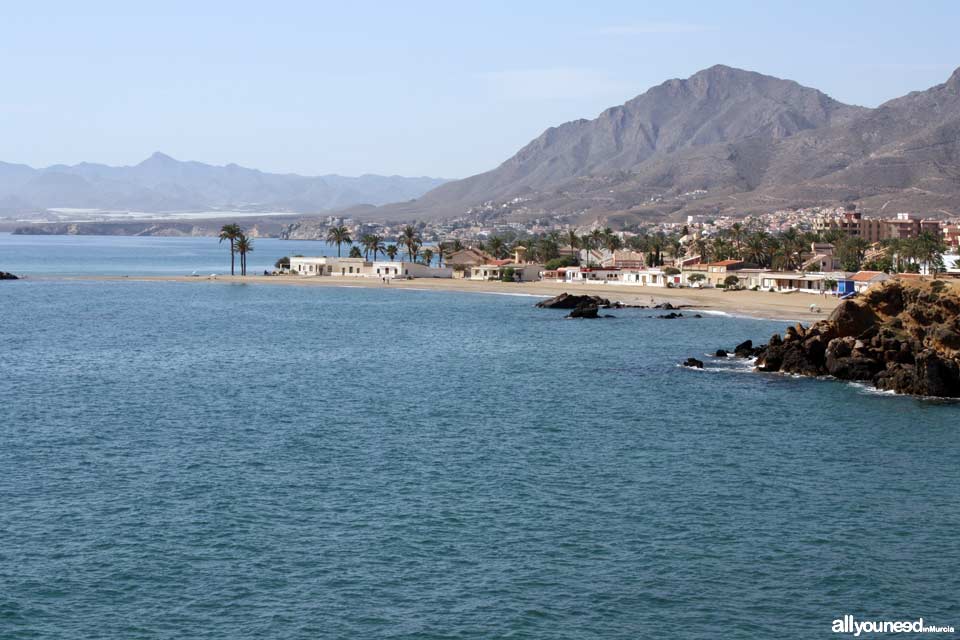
xmin=2 ymin=1 xmax=959 ymax=179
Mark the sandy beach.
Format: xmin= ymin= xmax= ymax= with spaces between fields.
xmin=56 ymin=274 xmax=841 ymax=321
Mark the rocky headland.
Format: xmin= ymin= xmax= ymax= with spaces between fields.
xmin=0 ymin=271 xmax=19 ymax=280
xmin=726 ymin=280 xmax=960 ymax=397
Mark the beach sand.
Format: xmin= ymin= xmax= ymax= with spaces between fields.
xmin=60 ymin=274 xmax=840 ymax=321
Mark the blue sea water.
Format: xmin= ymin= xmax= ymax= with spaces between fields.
xmin=0 ymin=232 xmax=434 ymax=276
xmin=1 ymin=236 xmax=959 ymax=638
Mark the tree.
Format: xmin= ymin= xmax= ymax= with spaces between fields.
xmin=565 ymin=230 xmax=579 ymax=263
xmin=487 ymin=236 xmax=506 ymax=259
xmin=235 ymin=233 xmax=253 ymax=276
xmin=744 ymin=232 xmax=770 ymax=268
xmin=219 ymin=223 xmax=243 ymax=275
xmin=274 ymin=256 xmax=290 ymax=271
xmin=723 ymin=274 xmax=740 ymax=289
xmin=590 ymin=228 xmax=604 ymax=260
xmin=401 ymin=225 xmax=421 ymax=261
xmin=730 ymin=222 xmax=745 ymax=258
xmin=421 ymin=248 xmax=434 ymax=266
xmin=500 ymin=267 xmax=516 ymax=282
xmin=326 ymin=225 xmax=352 ymax=257
xmin=687 ymin=273 xmax=706 ymax=285
xmin=580 ymin=234 xmax=594 ymax=266
xmin=360 ymin=234 xmax=385 ymax=260
xmin=823 ymin=278 xmax=837 ymax=292
xmin=348 ymin=245 xmax=362 ymax=258
xmin=385 ymin=244 xmax=399 ymax=261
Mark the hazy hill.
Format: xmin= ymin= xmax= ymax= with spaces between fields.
xmin=0 ymin=154 xmax=448 ymax=215
xmin=369 ymin=64 xmax=960 ymax=223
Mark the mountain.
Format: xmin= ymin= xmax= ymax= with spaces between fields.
xmin=0 ymin=154 xmax=448 ymax=215
xmin=369 ymin=64 xmax=960 ymax=223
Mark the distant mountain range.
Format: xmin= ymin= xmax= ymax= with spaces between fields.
xmin=0 ymin=153 xmax=448 ymax=216
xmin=371 ymin=64 xmax=960 ymax=223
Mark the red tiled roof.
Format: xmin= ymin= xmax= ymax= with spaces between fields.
xmin=851 ymin=271 xmax=887 ymax=282
xmin=706 ymin=259 xmax=744 ymax=267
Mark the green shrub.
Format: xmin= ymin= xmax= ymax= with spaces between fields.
xmin=545 ymin=256 xmax=578 ymax=270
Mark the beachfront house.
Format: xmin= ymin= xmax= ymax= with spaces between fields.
xmin=703 ymin=260 xmax=746 ymax=286
xmin=371 ymin=261 xmax=453 ymax=279
xmin=563 ymin=266 xmax=621 ymax=283
xmin=290 ymin=256 xmax=368 ymax=276
xmin=289 ymin=256 xmax=451 ymax=279
xmin=470 ymin=260 xmax=542 ymax=282
xmin=759 ymin=271 xmax=851 ymax=293
xmin=851 ymin=270 xmax=892 ymax=293
xmin=445 ymin=248 xmax=495 ymax=278
xmin=617 ymin=268 xmax=677 ymax=287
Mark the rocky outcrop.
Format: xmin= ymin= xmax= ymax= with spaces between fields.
xmin=537 ymin=293 xmax=611 ymax=309
xmin=682 ymin=357 xmax=704 ymax=369
xmin=566 ymin=301 xmax=600 ymax=319
xmin=0 ymin=271 xmax=18 ymax=280
xmin=735 ymin=280 xmax=960 ymax=397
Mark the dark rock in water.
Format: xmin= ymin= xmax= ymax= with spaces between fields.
xmin=653 ymin=302 xmax=675 ymax=310
xmin=715 ymin=349 xmax=729 ymax=357
xmin=693 ymin=314 xmax=702 ymax=318
xmin=736 ymin=280 xmax=960 ymax=397
xmin=566 ymin=302 xmax=600 ymax=319
xmin=538 ymin=293 xmax=611 ymax=309
xmin=734 ymin=339 xmax=754 ymax=357
xmin=682 ymin=357 xmax=704 ymax=368
xmin=657 ymin=312 xmax=683 ymax=319
xmin=0 ymin=271 xmax=19 ymax=280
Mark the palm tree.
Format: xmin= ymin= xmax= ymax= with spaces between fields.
xmin=421 ymin=248 xmax=434 ymax=266
xmin=360 ymin=234 xmax=385 ymax=261
xmin=487 ymin=236 xmax=506 ymax=260
xmin=235 ymin=233 xmax=253 ymax=276
xmin=730 ymin=222 xmax=745 ymax=258
xmin=564 ymin=229 xmax=579 ymax=262
xmin=590 ymin=228 xmax=604 ymax=261
xmin=580 ymin=234 xmax=594 ymax=266
xmin=603 ymin=231 xmax=622 ymax=253
xmin=744 ymin=232 xmax=769 ymax=267
xmin=326 ymin=225 xmax=352 ymax=257
xmin=401 ymin=225 xmax=421 ymax=262
xmin=218 ymin=223 xmax=242 ymax=275
xmin=385 ymin=244 xmax=399 ymax=261
xmin=693 ymin=238 xmax=709 ymax=265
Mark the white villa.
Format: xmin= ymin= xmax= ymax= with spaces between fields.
xmin=617 ymin=268 xmax=679 ymax=287
xmin=289 ymin=256 xmax=452 ymax=279
xmin=563 ymin=266 xmax=621 ymax=283
xmin=469 ymin=261 xmax=542 ymax=282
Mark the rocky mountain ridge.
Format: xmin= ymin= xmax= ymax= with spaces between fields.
xmin=0 ymin=153 xmax=448 ymax=216
xmin=370 ymin=64 xmax=960 ymax=224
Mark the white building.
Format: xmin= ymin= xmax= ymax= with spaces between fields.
xmin=371 ymin=261 xmax=452 ymax=279
xmin=617 ymin=269 xmax=676 ymax=287
xmin=563 ymin=266 xmax=621 ymax=283
xmin=289 ymin=256 xmax=451 ymax=279
xmin=290 ymin=256 xmax=367 ymax=276
xmin=469 ymin=261 xmax=542 ymax=282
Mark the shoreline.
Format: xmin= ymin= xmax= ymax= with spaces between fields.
xmin=36 ymin=274 xmax=840 ymax=321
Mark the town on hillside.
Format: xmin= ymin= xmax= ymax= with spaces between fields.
xmin=227 ymin=205 xmax=960 ymax=295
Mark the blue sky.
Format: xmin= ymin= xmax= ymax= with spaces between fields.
xmin=2 ymin=1 xmax=958 ymax=178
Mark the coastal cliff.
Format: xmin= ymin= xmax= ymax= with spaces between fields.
xmin=742 ymin=280 xmax=960 ymax=397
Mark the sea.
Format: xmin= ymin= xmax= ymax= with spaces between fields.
xmin=1 ymin=233 xmax=958 ymax=639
